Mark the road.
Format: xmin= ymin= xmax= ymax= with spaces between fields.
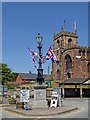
xmin=0 ymin=98 xmax=89 ymax=119
xmin=53 ymin=98 xmax=89 ymax=118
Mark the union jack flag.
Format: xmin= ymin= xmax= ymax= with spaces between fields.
xmin=43 ymin=46 xmax=56 ymax=63
xmin=31 ymin=55 xmax=37 ymax=68
xmin=28 ymin=48 xmax=41 ymax=59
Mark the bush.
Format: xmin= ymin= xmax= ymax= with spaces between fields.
xmin=7 ymin=84 xmax=15 ymax=89
xmin=30 ymin=94 xmax=34 ymax=98
xmin=7 ymin=94 xmax=11 ymax=98
xmin=0 ymin=98 xmax=2 ymax=104
xmin=16 ymin=94 xmax=20 ymax=98
xmin=8 ymin=97 xmax=16 ymax=104
xmin=16 ymin=100 xmax=22 ymax=104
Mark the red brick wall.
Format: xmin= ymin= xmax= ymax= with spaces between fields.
xmin=62 ymin=48 xmax=89 ymax=80
xmin=16 ymin=74 xmax=23 ymax=84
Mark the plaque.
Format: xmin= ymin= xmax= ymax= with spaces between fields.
xmin=36 ymin=91 xmax=45 ymax=100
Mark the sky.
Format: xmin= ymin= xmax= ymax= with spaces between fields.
xmin=2 ymin=2 xmax=88 ymax=74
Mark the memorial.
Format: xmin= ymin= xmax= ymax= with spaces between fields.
xmin=32 ymin=33 xmax=48 ymax=108
xmin=32 ymin=83 xmax=48 ymax=108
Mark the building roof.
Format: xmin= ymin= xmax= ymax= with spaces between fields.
xmin=59 ymin=78 xmax=90 ymax=85
xmin=19 ymin=73 xmax=49 ymax=80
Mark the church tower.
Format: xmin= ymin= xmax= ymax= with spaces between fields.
xmin=52 ymin=25 xmax=89 ymax=81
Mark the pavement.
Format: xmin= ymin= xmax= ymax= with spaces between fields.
xmin=1 ymin=104 xmax=78 ymax=116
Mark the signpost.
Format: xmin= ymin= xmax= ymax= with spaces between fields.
xmin=20 ymin=89 xmax=30 ymax=103
xmin=53 ymin=87 xmax=62 ymax=106
xmin=0 ymin=85 xmax=7 ymax=96
xmin=50 ymin=92 xmax=59 ymax=107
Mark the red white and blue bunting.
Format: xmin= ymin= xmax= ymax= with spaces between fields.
xmin=28 ymin=46 xmax=56 ymax=69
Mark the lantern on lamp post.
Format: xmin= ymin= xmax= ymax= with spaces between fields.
xmin=36 ymin=33 xmax=44 ymax=84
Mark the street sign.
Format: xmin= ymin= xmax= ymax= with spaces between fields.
xmin=50 ymin=92 xmax=59 ymax=107
xmin=0 ymin=85 xmax=3 ymax=92
xmin=20 ymin=89 xmax=30 ymax=103
xmin=0 ymin=85 xmax=7 ymax=92
xmin=4 ymin=86 xmax=7 ymax=92
xmin=13 ymin=93 xmax=16 ymax=98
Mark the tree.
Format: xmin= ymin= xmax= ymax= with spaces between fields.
xmin=12 ymin=72 xmax=18 ymax=82
xmin=0 ymin=63 xmax=14 ymax=85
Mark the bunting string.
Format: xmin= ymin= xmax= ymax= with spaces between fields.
xmin=31 ymin=55 xmax=37 ymax=68
xmin=43 ymin=46 xmax=57 ymax=63
xmin=28 ymin=46 xmax=56 ymax=69
xmin=28 ymin=48 xmax=41 ymax=59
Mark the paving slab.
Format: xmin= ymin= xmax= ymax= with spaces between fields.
xmin=3 ymin=105 xmax=78 ymax=116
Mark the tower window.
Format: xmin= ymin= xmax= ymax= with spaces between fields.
xmin=57 ymin=40 xmax=59 ymax=48
xmin=87 ymin=51 xmax=89 ymax=57
xmin=79 ymin=50 xmax=81 ymax=56
xmin=82 ymin=50 xmax=85 ymax=56
xmin=68 ymin=38 xmax=72 ymax=47
xmin=61 ymin=40 xmax=63 ymax=46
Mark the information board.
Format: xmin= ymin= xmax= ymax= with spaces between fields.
xmin=20 ymin=89 xmax=30 ymax=103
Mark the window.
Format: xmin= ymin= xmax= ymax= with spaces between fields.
xmin=57 ymin=69 xmax=60 ymax=74
xmin=68 ymin=38 xmax=72 ymax=47
xmin=61 ymin=40 xmax=63 ymax=46
xmin=65 ymin=54 xmax=72 ymax=70
xmin=79 ymin=50 xmax=81 ymax=56
xmin=67 ymin=72 xmax=71 ymax=78
xmin=87 ymin=62 xmax=90 ymax=73
xmin=57 ymin=40 xmax=59 ymax=48
xmin=82 ymin=50 xmax=85 ymax=56
xmin=87 ymin=51 xmax=89 ymax=57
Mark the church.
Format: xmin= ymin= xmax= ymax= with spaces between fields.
xmin=52 ymin=26 xmax=90 ymax=81
xmin=52 ymin=26 xmax=90 ymax=98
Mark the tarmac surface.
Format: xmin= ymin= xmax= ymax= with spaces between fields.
xmin=1 ymin=104 xmax=78 ymax=116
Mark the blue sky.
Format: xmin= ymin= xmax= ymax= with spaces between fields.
xmin=2 ymin=2 xmax=88 ymax=74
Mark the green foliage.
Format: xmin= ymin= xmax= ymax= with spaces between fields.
xmin=7 ymin=84 xmax=15 ymax=89
xmin=16 ymin=94 xmax=20 ymax=98
xmin=16 ymin=100 xmax=22 ymax=104
xmin=12 ymin=72 xmax=18 ymax=82
xmin=0 ymin=63 xmax=14 ymax=84
xmin=30 ymin=93 xmax=34 ymax=98
xmin=0 ymin=98 xmax=2 ymax=103
xmin=8 ymin=97 xmax=16 ymax=104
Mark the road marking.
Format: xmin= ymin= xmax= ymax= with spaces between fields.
xmin=60 ymin=106 xmax=85 ymax=117
xmin=2 ymin=109 xmax=52 ymax=118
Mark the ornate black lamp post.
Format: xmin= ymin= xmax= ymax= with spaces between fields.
xmin=36 ymin=32 xmax=44 ymax=84
xmin=32 ymin=33 xmax=48 ymax=109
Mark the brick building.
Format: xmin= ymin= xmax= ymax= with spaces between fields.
xmin=16 ymin=73 xmax=51 ymax=86
xmin=52 ymin=26 xmax=90 ymax=81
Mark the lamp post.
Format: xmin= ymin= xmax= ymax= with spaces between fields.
xmin=36 ymin=32 xmax=44 ymax=84
xmin=32 ymin=33 xmax=48 ymax=108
